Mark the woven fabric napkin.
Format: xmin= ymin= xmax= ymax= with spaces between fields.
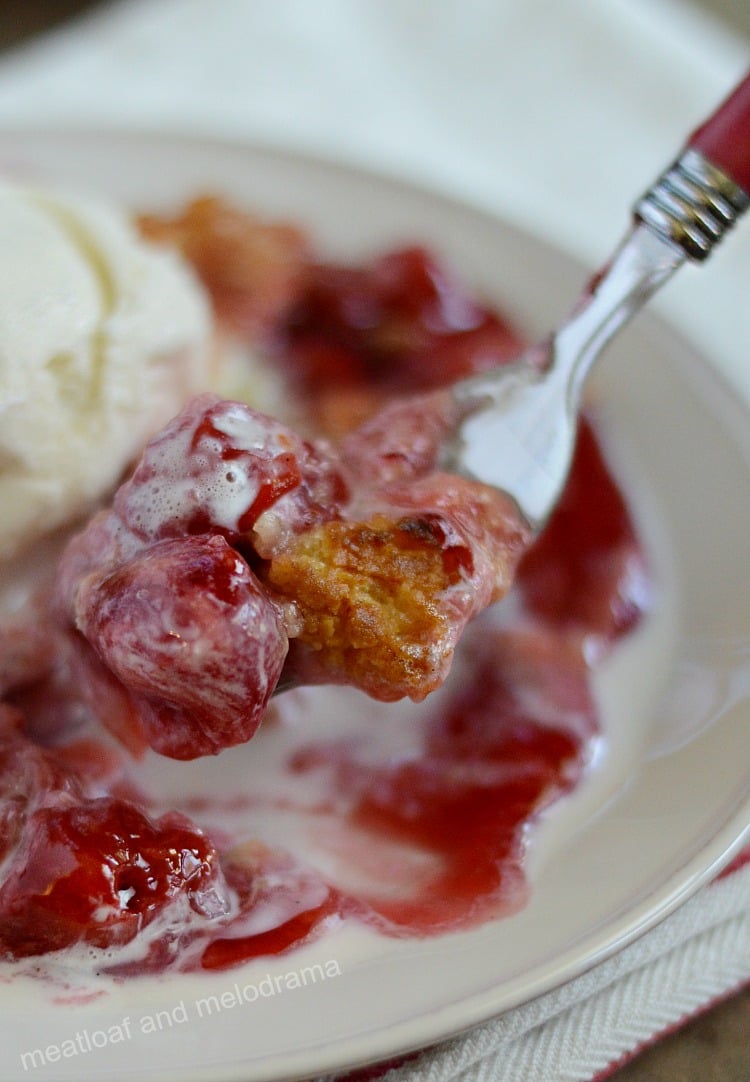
xmin=328 ymin=857 xmax=750 ymax=1081
xmin=0 ymin=2 xmax=747 ymax=1079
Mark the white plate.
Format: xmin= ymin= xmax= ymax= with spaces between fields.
xmin=1 ymin=130 xmax=750 ymax=1082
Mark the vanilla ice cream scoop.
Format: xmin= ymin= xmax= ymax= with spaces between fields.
xmin=0 ymin=184 xmax=213 ymax=560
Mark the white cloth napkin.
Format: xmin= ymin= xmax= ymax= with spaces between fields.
xmin=0 ymin=2 xmax=747 ymax=1079
xmin=326 ymin=859 xmax=750 ymax=1081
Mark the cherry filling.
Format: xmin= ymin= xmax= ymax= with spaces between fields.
xmin=0 ymin=207 xmax=651 ymax=971
xmin=0 ymin=726 xmax=230 ymax=960
xmin=518 ymin=420 xmax=647 ymax=643
xmin=55 ymin=396 xmax=350 ymax=759
xmin=284 ymin=246 xmax=524 ymax=393
xmin=73 ymin=536 xmax=287 ymax=759
xmin=286 ymin=625 xmax=594 ymax=935
xmin=0 ymin=799 xmax=227 ymax=957
xmin=58 ymin=388 xmax=529 ymax=759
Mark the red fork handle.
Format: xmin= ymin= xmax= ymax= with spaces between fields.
xmin=689 ymin=71 xmax=750 ymax=192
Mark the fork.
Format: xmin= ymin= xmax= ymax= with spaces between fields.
xmin=440 ymin=72 xmax=750 ymax=531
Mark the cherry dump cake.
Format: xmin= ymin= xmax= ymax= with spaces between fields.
xmin=0 ymin=193 xmax=649 ymax=974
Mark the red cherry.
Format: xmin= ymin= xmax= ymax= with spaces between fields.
xmin=0 ymin=797 xmax=226 ymax=957
xmin=75 ymin=536 xmax=288 ymax=759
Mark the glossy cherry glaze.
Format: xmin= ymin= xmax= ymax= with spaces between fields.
xmin=0 ymin=236 xmax=649 ymax=974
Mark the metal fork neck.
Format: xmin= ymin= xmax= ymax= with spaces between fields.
xmin=552 ymin=225 xmax=681 ymax=406
xmin=441 ymin=149 xmax=749 ymax=534
xmin=635 ymin=148 xmax=749 ymax=261
xmin=552 ymin=147 xmax=749 ymax=408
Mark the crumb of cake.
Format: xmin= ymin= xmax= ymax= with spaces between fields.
xmin=265 ymin=514 xmax=466 ymax=701
xmin=139 ymin=195 xmax=310 ymax=338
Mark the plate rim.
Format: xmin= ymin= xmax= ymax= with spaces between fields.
xmin=1 ymin=125 xmax=749 ymax=1081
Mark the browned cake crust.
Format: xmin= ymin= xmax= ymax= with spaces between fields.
xmin=265 ymin=513 xmax=462 ymax=701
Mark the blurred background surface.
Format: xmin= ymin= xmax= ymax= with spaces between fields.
xmin=0 ymin=0 xmax=748 ymax=52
